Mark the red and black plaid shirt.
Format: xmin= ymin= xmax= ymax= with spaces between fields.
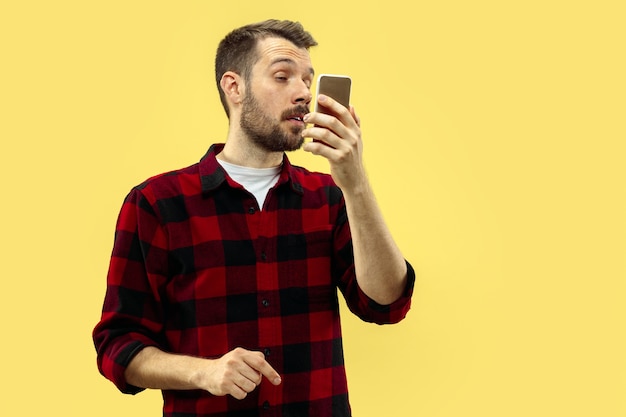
xmin=93 ymin=144 xmax=414 ymax=417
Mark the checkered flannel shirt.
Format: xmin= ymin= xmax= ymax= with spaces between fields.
xmin=93 ymin=144 xmax=415 ymax=417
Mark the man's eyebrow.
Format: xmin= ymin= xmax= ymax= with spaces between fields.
xmin=270 ymin=58 xmax=315 ymax=75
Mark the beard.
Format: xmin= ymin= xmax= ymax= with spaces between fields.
xmin=240 ymin=91 xmax=308 ymax=153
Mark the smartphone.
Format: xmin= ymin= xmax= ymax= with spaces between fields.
xmin=314 ymin=74 xmax=352 ymax=114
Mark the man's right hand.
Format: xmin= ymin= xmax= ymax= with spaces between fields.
xmin=195 ymin=347 xmax=282 ymax=399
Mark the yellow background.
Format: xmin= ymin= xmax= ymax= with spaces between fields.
xmin=1 ymin=1 xmax=624 ymax=415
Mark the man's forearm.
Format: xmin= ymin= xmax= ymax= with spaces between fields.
xmin=343 ymin=181 xmax=408 ymax=305
xmin=125 ymin=346 xmax=207 ymax=390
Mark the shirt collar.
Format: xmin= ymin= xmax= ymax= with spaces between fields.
xmin=199 ymin=144 xmax=304 ymax=196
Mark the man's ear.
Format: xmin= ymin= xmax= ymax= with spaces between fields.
xmin=220 ymin=71 xmax=245 ymax=108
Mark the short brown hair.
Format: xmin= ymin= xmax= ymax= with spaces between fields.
xmin=215 ymin=20 xmax=317 ymax=117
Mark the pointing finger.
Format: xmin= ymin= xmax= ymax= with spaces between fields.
xmin=245 ymin=353 xmax=282 ymax=386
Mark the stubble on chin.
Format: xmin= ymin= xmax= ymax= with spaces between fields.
xmin=284 ymin=126 xmax=305 ymax=151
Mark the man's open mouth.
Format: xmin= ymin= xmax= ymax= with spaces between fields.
xmin=283 ymin=106 xmax=309 ymax=124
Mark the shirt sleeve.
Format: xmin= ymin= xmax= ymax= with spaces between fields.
xmin=340 ymin=259 xmax=415 ymax=324
xmin=92 ymin=186 xmax=169 ymax=394
xmin=332 ymin=194 xmax=415 ymax=324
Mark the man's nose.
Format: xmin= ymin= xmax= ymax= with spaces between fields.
xmin=294 ymin=83 xmax=312 ymax=105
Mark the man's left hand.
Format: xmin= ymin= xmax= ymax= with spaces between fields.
xmin=302 ymin=94 xmax=365 ymax=193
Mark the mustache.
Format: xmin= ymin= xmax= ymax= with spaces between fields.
xmin=281 ymin=105 xmax=310 ymax=119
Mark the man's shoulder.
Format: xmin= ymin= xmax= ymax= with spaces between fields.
xmin=131 ymin=161 xmax=201 ymax=200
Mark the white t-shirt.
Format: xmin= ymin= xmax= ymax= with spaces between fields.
xmin=217 ymin=159 xmax=281 ymax=210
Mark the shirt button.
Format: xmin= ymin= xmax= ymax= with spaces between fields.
xmin=262 ymin=299 xmax=270 ymax=307
xmin=248 ymin=207 xmax=255 ymax=214
xmin=264 ymin=348 xmax=271 ymax=357
xmin=260 ymin=252 xmax=267 ymax=261
xmin=262 ymin=401 xmax=270 ymax=410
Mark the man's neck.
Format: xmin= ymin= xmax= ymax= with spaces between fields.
xmin=219 ymin=131 xmax=283 ymax=169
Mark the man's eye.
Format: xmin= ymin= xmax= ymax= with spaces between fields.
xmin=276 ymin=76 xmax=288 ymax=81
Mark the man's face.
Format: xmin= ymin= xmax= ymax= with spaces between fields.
xmin=239 ymin=37 xmax=314 ymax=152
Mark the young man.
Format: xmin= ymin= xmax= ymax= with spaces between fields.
xmin=93 ymin=19 xmax=415 ymax=417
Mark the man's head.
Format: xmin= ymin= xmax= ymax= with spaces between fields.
xmin=215 ymin=20 xmax=317 ymax=118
